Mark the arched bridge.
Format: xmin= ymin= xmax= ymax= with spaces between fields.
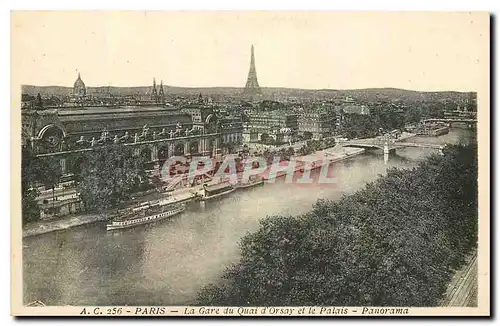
xmin=336 ymin=139 xmax=445 ymax=153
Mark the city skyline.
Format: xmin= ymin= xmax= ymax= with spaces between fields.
xmin=12 ymin=11 xmax=488 ymax=92
xmin=14 ymin=11 xmax=485 ymax=316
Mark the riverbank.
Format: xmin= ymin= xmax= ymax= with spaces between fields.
xmin=197 ymin=141 xmax=478 ymax=307
xmin=23 ymin=128 xmax=474 ymax=306
xmin=260 ymin=146 xmax=366 ymax=180
xmin=21 ymin=144 xmax=368 ymax=238
xmin=23 ymin=213 xmax=109 ymax=238
xmin=399 ymin=132 xmax=417 ymax=141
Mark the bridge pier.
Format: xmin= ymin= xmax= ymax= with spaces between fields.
xmin=383 ymin=143 xmax=397 ymax=163
xmin=383 ymin=143 xmax=390 ymax=155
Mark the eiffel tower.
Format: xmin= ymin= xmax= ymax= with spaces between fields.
xmin=243 ymin=45 xmax=262 ymax=98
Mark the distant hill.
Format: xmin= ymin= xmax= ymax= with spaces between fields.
xmin=21 ymin=85 xmax=74 ymax=97
xmin=21 ymin=84 xmax=472 ymax=103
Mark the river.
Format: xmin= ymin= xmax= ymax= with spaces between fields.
xmin=22 ymin=128 xmax=474 ymax=306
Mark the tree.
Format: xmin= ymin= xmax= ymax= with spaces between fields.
xmin=337 ymin=114 xmax=379 ymax=139
xmin=76 ymin=145 xmax=148 ymax=211
xmin=36 ymin=156 xmax=63 ymax=188
xmin=404 ymin=107 xmax=423 ymax=125
xmin=38 ymin=156 xmax=63 ymax=216
xmin=150 ymin=174 xmax=164 ymax=191
xmin=197 ymin=143 xmax=478 ymax=306
xmin=296 ymin=144 xmax=313 ymax=157
xmin=21 ymin=147 xmax=40 ymax=225
xmin=303 ymin=131 xmax=313 ymax=140
xmin=21 ymin=147 xmax=62 ymax=225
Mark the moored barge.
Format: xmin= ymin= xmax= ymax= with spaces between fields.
xmin=235 ymin=176 xmax=265 ymax=189
xmin=199 ymin=182 xmax=235 ymax=202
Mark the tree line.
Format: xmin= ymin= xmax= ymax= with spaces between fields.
xmin=197 ymin=142 xmax=478 ymax=306
xmin=21 ymin=145 xmax=151 ymax=225
xmin=336 ymin=102 xmax=448 ymax=139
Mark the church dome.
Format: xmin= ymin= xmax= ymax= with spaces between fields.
xmin=73 ymin=73 xmax=86 ymax=97
xmin=74 ymin=73 xmax=86 ymax=88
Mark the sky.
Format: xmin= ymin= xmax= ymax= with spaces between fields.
xmin=11 ymin=11 xmax=489 ymax=91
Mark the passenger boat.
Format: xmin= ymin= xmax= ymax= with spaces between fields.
xmin=236 ymin=176 xmax=264 ymax=189
xmin=199 ymin=182 xmax=235 ymax=202
xmin=106 ymin=201 xmax=185 ymax=231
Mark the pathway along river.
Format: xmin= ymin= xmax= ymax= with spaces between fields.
xmin=23 ymin=128 xmax=474 ymax=306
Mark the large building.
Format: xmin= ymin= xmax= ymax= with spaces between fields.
xmin=181 ymin=94 xmax=243 ymax=152
xmin=243 ymin=111 xmax=298 ymax=143
xmin=22 ymin=91 xmax=244 ymax=221
xmin=22 ymin=103 xmax=241 ymax=176
xmin=68 ymin=73 xmax=90 ymax=104
xmin=180 ymin=94 xmax=215 ymax=124
xmin=73 ymin=73 xmax=86 ymax=97
xmin=298 ymin=111 xmax=336 ymax=140
xmin=149 ymin=78 xmax=166 ymax=104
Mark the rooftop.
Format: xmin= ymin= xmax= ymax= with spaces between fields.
xmin=204 ymin=182 xmax=233 ymax=192
xmin=57 ymin=105 xmax=177 ymax=116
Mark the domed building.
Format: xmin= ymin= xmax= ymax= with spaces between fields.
xmin=73 ymin=73 xmax=86 ymax=97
